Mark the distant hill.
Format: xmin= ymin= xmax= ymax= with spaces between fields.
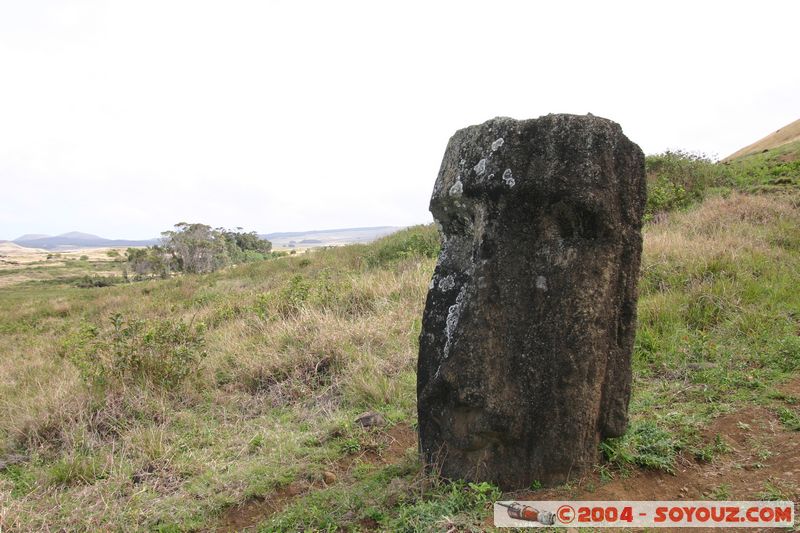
xmin=13 ymin=232 xmax=159 ymax=250
xmin=9 ymin=226 xmax=403 ymax=251
xmin=724 ymin=118 xmax=800 ymax=162
xmin=14 ymin=233 xmax=50 ymax=241
xmin=261 ymin=226 xmax=401 ymax=249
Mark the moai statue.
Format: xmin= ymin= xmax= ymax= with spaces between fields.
xmin=417 ymin=114 xmax=646 ymax=489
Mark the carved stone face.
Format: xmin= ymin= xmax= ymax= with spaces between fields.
xmin=417 ymin=115 xmax=645 ymax=488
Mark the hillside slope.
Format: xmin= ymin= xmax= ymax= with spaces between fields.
xmin=723 ymin=117 xmax=800 ymax=162
xmin=0 ymin=187 xmax=799 ymax=529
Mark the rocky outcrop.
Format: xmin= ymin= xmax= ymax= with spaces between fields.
xmin=417 ymin=114 xmax=646 ymax=489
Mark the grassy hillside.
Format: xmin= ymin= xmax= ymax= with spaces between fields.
xmin=724 ymin=118 xmax=800 ymax=162
xmin=0 ymin=148 xmax=799 ymax=530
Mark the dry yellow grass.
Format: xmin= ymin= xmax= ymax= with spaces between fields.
xmin=0 ymin=195 xmax=798 ymax=530
xmin=0 ymin=245 xmax=132 ymax=287
xmin=0 ymin=245 xmax=127 ymax=265
xmin=644 ymin=192 xmax=798 ymax=261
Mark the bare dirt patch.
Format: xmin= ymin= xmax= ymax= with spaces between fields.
xmin=504 ymin=392 xmax=799 ymax=531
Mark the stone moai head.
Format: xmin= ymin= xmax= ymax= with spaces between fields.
xmin=417 ymin=114 xmax=646 ymax=489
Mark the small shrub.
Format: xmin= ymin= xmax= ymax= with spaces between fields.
xmin=253 ymin=292 xmax=272 ymax=320
xmin=646 ymin=176 xmax=690 ymax=217
xmin=278 ymin=275 xmax=311 ymax=316
xmin=62 ymin=313 xmax=206 ymax=390
xmin=208 ymin=301 xmax=244 ymax=327
xmin=757 ymin=480 xmax=797 ymax=501
xmin=339 ymin=436 xmax=362 ymax=454
xmin=601 ymin=420 xmax=681 ymax=474
xmin=705 ymin=483 xmax=732 ymax=500
xmin=311 ymin=271 xmax=375 ymax=316
xmin=692 ymin=434 xmax=732 ymax=463
xmin=777 ymin=407 xmax=800 ymax=431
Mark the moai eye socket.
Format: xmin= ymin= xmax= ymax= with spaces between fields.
xmin=550 ymin=200 xmax=612 ymax=241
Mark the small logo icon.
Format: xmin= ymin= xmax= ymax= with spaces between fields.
xmin=497 ymin=502 xmax=555 ymax=525
xmin=557 ymin=504 xmax=576 ymax=524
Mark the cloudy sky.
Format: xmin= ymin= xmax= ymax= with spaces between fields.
xmin=1 ymin=1 xmax=798 ymax=240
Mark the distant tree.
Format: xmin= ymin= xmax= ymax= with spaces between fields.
xmin=126 ymin=246 xmax=172 ymax=278
xmin=161 ymin=223 xmax=229 ymax=274
xmin=127 ymin=223 xmax=273 ymax=278
xmin=219 ymin=228 xmax=272 ymax=263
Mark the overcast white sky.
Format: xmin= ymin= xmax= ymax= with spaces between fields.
xmin=1 ymin=1 xmax=798 ymax=240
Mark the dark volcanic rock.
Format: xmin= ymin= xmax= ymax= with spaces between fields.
xmin=417 ymin=114 xmax=646 ymax=489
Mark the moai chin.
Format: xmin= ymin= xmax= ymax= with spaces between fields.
xmin=417 ymin=114 xmax=646 ymax=489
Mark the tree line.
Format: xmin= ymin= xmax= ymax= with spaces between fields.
xmin=126 ymin=223 xmax=281 ymax=278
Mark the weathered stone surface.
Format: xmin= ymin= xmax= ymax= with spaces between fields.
xmin=417 ymin=114 xmax=646 ymax=489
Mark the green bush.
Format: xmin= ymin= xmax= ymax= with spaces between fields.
xmin=62 ymin=313 xmax=206 ymax=390
xmin=644 ymin=150 xmax=730 ymax=219
xmin=646 ymin=176 xmax=690 ymax=216
xmin=778 ymin=407 xmax=800 ymax=431
xmin=242 ymin=250 xmax=267 ymax=262
xmin=262 ymin=274 xmax=312 ymax=317
xmin=365 ymin=225 xmax=440 ymax=267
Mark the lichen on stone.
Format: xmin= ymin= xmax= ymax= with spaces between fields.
xmin=443 ymin=285 xmax=466 ymax=358
xmin=437 ymin=274 xmax=455 ymax=292
xmin=502 ymin=168 xmax=515 ymax=187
